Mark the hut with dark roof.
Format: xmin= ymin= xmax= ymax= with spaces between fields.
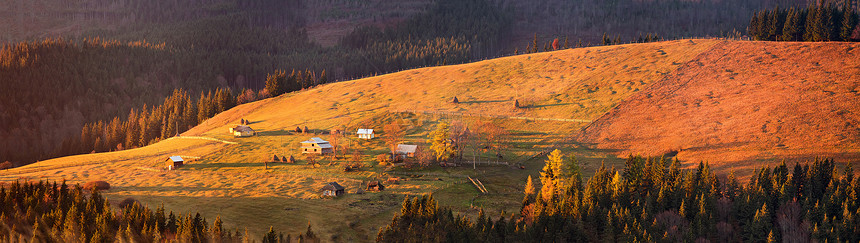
xmin=321 ymin=182 xmax=345 ymax=197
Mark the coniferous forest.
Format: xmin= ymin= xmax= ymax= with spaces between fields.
xmin=377 ymin=151 xmax=860 ymax=242
xmin=0 ymin=180 xmax=318 ymax=242
xmin=748 ymin=2 xmax=860 ymax=41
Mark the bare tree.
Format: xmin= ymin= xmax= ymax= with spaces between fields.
xmin=383 ymin=121 xmax=405 ymax=158
xmin=477 ymin=119 xmax=508 ymax=163
xmin=449 ymin=120 xmax=469 ymax=163
xmin=329 ymin=128 xmax=341 ymax=159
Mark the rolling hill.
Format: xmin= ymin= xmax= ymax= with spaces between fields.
xmin=2 ymin=39 xmax=858 ymax=241
xmin=576 ymin=40 xmax=860 ymax=173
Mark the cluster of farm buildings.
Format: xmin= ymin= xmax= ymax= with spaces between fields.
xmin=162 ymin=123 xmax=416 ymax=198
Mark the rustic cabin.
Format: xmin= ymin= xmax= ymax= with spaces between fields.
xmin=165 ymin=156 xmax=184 ymax=170
xmin=356 ymin=129 xmax=375 ymax=139
xmin=366 ymin=181 xmax=385 ymax=191
xmin=395 ymin=144 xmax=418 ymax=159
xmin=321 ymin=182 xmax=345 ymax=197
xmin=301 ymin=137 xmax=333 ymax=154
xmin=229 ymin=125 xmax=256 ymax=137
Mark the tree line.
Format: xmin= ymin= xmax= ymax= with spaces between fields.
xmin=264 ymin=69 xmax=329 ymax=98
xmin=518 ymin=32 xmax=665 ymax=55
xmin=55 ymin=88 xmax=236 ymax=157
xmin=749 ymin=2 xmax=859 ymax=41
xmin=0 ymin=180 xmax=318 ymax=242
xmin=340 ymin=0 xmax=512 ymax=59
xmin=377 ymin=151 xmax=860 ymax=242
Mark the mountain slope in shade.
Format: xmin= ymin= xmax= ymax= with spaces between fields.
xmin=577 ymin=40 xmax=860 ymax=170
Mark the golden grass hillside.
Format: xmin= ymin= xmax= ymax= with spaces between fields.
xmin=184 ymin=39 xmax=719 ymax=139
xmin=577 ymin=40 xmax=860 ymax=174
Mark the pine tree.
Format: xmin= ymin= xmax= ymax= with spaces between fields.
xmin=805 ymin=5 xmax=817 ymax=41
xmin=263 ymin=226 xmax=277 ymax=243
xmin=782 ymin=8 xmax=800 ymax=41
xmin=750 ymin=11 xmax=761 ymax=40
xmin=212 ymin=216 xmax=223 ymax=240
xmin=319 ymin=69 xmax=328 ymax=85
xmin=842 ymin=2 xmax=858 ymax=41
xmin=265 ymin=70 xmax=286 ymax=98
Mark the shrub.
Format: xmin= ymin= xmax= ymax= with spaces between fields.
xmin=0 ymin=161 xmax=12 ymax=170
xmin=118 ymin=197 xmax=140 ymax=209
xmin=377 ymin=154 xmax=391 ymax=164
xmin=83 ymin=180 xmax=110 ymax=191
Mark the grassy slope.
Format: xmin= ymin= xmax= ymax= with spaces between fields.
xmin=578 ymin=40 xmax=860 ymax=176
xmin=1 ymin=39 xmax=720 ymax=241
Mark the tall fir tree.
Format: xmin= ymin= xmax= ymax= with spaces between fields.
xmin=842 ymin=1 xmax=858 ymax=41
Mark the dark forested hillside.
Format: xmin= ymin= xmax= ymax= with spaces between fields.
xmin=377 ymin=152 xmax=860 ymax=242
xmin=0 ymin=180 xmax=315 ymax=242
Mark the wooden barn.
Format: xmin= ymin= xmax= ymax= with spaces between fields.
xmin=229 ymin=125 xmax=256 ymax=137
xmin=366 ymin=181 xmax=385 ymax=191
xmin=165 ymin=156 xmax=184 ymax=170
xmin=321 ymin=182 xmax=345 ymax=197
xmin=301 ymin=137 xmax=333 ymax=154
xmin=395 ymin=144 xmax=418 ymax=159
xmin=356 ymin=129 xmax=375 ymax=139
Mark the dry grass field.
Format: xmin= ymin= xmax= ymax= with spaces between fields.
xmin=2 ymin=39 xmax=858 ymax=241
xmin=577 ymin=40 xmax=860 ymax=177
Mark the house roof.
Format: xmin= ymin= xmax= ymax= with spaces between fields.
xmin=168 ymin=156 xmax=184 ymax=162
xmin=321 ymin=182 xmax=345 ymax=191
xmin=232 ymin=125 xmax=254 ymax=132
xmin=357 ymin=129 xmax=374 ymax=135
xmin=301 ymin=137 xmax=329 ymax=143
xmin=396 ymin=144 xmax=418 ymax=154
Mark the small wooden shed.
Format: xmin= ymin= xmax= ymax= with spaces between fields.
xmin=229 ymin=125 xmax=255 ymax=137
xmin=321 ymin=182 xmax=345 ymax=197
xmin=165 ymin=156 xmax=184 ymax=170
xmin=395 ymin=144 xmax=418 ymax=159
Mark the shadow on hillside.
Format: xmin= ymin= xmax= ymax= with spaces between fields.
xmin=111 ymin=186 xmax=235 ymax=193
xmin=246 ymin=120 xmax=265 ymax=125
xmin=530 ymin=103 xmax=572 ymax=108
xmin=183 ymin=162 xmax=302 ymax=169
xmin=459 ymin=99 xmax=508 ymax=104
xmin=256 ymin=130 xmax=293 ymax=136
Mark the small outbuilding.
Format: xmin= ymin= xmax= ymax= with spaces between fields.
xmin=395 ymin=144 xmax=418 ymax=159
xmin=366 ymin=181 xmax=385 ymax=191
xmin=301 ymin=137 xmax=333 ymax=154
xmin=356 ymin=129 xmax=375 ymax=139
xmin=321 ymin=182 xmax=345 ymax=197
xmin=165 ymin=156 xmax=184 ymax=170
xmin=229 ymin=125 xmax=255 ymax=137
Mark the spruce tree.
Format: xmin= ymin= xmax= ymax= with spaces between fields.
xmin=750 ymin=11 xmax=761 ymax=39
xmin=841 ymin=2 xmax=857 ymax=41
xmin=805 ymin=5 xmax=818 ymax=41
xmin=782 ymin=9 xmax=800 ymax=41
